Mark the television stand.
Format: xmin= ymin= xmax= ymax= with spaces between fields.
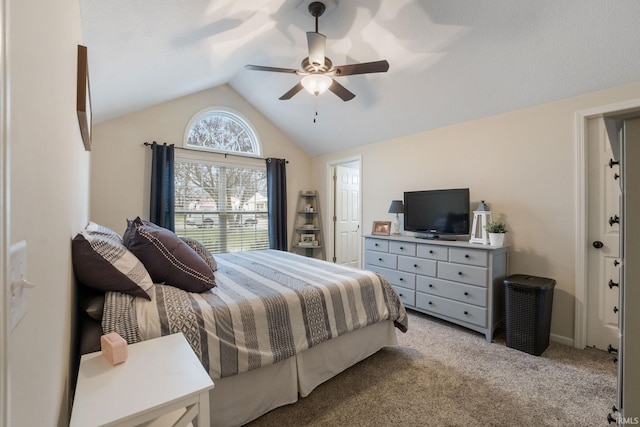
xmin=414 ymin=233 xmax=457 ymax=241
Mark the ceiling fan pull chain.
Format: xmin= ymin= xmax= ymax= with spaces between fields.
xmin=313 ymin=98 xmax=318 ymax=123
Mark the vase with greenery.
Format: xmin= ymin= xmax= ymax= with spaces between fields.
xmin=485 ymin=221 xmax=508 ymax=246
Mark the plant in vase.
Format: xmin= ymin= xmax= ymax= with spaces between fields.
xmin=485 ymin=221 xmax=508 ymax=246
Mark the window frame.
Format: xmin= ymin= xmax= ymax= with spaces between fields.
xmin=182 ymin=106 xmax=262 ymax=158
xmin=176 ymin=108 xmax=268 ymax=254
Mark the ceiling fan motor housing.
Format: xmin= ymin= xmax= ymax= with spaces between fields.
xmin=308 ymin=2 xmax=326 ymax=18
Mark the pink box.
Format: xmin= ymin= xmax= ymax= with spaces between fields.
xmin=100 ymin=332 xmax=128 ymax=365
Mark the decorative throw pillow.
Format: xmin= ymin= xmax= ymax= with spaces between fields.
xmin=180 ymin=236 xmax=218 ymax=272
xmin=123 ymin=218 xmax=216 ymax=292
xmin=72 ymin=222 xmax=153 ymax=300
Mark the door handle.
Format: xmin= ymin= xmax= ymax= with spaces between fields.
xmin=592 ymin=241 xmax=604 ymax=249
xmin=608 ymin=280 xmax=619 ymax=289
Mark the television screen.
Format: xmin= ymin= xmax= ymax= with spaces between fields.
xmin=403 ymin=188 xmax=470 ymax=237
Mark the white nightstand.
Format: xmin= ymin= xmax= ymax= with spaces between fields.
xmin=70 ymin=333 xmax=214 ymax=427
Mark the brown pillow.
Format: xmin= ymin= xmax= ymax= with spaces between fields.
xmin=72 ymin=222 xmax=153 ymax=299
xmin=180 ymin=236 xmax=217 ymax=272
xmin=124 ymin=218 xmax=215 ymax=292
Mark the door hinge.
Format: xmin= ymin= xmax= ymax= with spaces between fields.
xmin=332 ymin=256 xmax=337 ymax=263
xmin=333 ymin=216 xmax=337 ymax=222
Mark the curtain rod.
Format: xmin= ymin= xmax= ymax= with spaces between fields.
xmin=143 ymin=142 xmax=288 ymax=163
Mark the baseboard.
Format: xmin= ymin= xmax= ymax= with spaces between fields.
xmin=550 ymin=333 xmax=574 ymax=347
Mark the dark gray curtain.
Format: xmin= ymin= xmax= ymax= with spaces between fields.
xmin=266 ymin=158 xmax=288 ymax=250
xmin=149 ymin=142 xmax=175 ymax=231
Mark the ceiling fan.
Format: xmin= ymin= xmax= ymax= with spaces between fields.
xmin=245 ymin=1 xmax=389 ymax=101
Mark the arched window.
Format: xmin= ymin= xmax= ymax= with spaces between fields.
xmin=176 ymin=108 xmax=268 ymax=253
xmin=184 ymin=108 xmax=260 ymax=156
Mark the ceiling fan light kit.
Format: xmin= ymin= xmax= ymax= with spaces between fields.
xmin=244 ymin=1 xmax=389 ymax=102
xmin=301 ymin=74 xmax=332 ymax=96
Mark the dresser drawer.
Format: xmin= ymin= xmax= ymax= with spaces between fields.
xmin=365 ymin=251 xmax=397 ymax=269
xmin=415 ymin=294 xmax=487 ymax=327
xmin=416 ymin=277 xmax=487 ymax=307
xmin=392 ymin=286 xmax=415 ymax=307
xmin=365 ymin=238 xmax=389 ymax=252
xmin=390 ymin=241 xmax=416 ymax=256
xmin=366 ymin=265 xmax=415 ymax=290
xmin=438 ymin=262 xmax=488 ymax=287
xmin=416 ymin=244 xmax=448 ymax=261
xmin=449 ymin=248 xmax=488 ymax=267
xmin=398 ymin=256 xmax=436 ymax=277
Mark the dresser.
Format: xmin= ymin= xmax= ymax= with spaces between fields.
xmin=365 ymin=235 xmax=509 ymax=342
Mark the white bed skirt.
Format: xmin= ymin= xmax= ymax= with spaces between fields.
xmin=209 ymin=320 xmax=398 ymax=427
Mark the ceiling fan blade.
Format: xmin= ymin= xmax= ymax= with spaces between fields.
xmin=245 ymin=64 xmax=299 ymax=74
xmin=307 ymin=32 xmax=326 ymax=68
xmin=279 ymin=82 xmax=304 ymax=100
xmin=333 ymin=60 xmax=390 ymax=76
xmin=328 ymin=79 xmax=355 ymax=102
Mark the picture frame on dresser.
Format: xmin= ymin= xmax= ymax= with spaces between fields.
xmin=371 ymin=221 xmax=391 ymax=236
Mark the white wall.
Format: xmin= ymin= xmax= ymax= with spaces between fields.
xmin=7 ymin=0 xmax=89 ymax=425
xmin=311 ymin=80 xmax=640 ymax=342
xmin=90 ymin=84 xmax=311 ymax=240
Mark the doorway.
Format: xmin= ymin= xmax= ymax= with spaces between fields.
xmin=575 ymin=98 xmax=640 ymax=349
xmin=326 ymin=157 xmax=362 ymax=267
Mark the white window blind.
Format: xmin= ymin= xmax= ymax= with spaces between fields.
xmin=174 ymin=158 xmax=269 ymax=254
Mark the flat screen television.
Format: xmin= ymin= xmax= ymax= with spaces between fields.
xmin=403 ymin=188 xmax=470 ymax=240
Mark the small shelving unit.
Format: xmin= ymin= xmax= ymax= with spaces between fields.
xmin=291 ymin=191 xmax=325 ymax=259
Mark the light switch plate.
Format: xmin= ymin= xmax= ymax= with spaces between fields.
xmin=9 ymin=240 xmax=28 ymax=331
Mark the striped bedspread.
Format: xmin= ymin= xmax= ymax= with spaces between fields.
xmin=103 ymin=249 xmax=407 ymax=379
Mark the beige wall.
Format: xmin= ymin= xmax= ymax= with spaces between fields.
xmin=311 ymin=81 xmax=640 ymax=343
xmin=8 ymin=0 xmax=89 ymax=425
xmin=90 ymin=84 xmax=311 ymax=240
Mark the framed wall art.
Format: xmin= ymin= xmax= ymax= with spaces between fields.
xmin=77 ymin=44 xmax=92 ymax=151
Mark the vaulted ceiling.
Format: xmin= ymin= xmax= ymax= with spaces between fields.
xmin=80 ymin=0 xmax=640 ymax=156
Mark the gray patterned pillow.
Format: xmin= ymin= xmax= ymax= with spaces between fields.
xmin=72 ymin=222 xmax=153 ymax=299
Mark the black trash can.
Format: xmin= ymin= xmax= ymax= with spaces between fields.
xmin=504 ymin=274 xmax=556 ymax=356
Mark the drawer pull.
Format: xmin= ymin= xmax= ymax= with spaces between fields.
xmin=398 ymin=293 xmax=404 ymax=297
xmin=458 ymin=271 xmax=463 ymax=276
xmin=429 ymin=250 xmax=434 ymax=254
xmin=413 ymin=264 xmax=418 ymax=268
xmin=378 ymin=258 xmax=383 ymax=261
xmin=428 ymin=301 xmax=433 ymax=305
xmin=464 ymin=311 xmax=469 ymax=315
xmin=375 ymin=243 xmax=379 ymax=247
xmin=400 ymin=246 xmax=404 ymax=250
xmin=428 ymin=284 xmax=433 ymax=288
xmin=465 ymin=254 xmax=470 ymax=258
xmin=399 ymin=277 xmax=404 ymax=281
xmin=464 ymin=292 xmax=469 ymax=296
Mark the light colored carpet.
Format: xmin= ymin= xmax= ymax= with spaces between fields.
xmin=247 ymin=311 xmax=616 ymax=426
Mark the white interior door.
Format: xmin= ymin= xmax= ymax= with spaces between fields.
xmin=334 ymin=164 xmax=360 ymax=267
xmin=586 ymin=117 xmax=621 ymax=350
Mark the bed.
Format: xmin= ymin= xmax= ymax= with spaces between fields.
xmin=73 ymin=223 xmax=407 ymax=427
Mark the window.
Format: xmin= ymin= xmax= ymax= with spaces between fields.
xmin=175 ymin=109 xmax=268 ymax=253
xmin=184 ymin=109 xmax=260 ymax=156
